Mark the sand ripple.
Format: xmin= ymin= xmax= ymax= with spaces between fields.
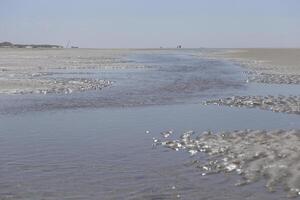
xmin=204 ymin=95 xmax=300 ymax=115
xmin=0 ymin=78 xmax=112 ymax=95
xmin=246 ymin=72 xmax=300 ymax=85
xmin=154 ymin=129 xmax=300 ymax=197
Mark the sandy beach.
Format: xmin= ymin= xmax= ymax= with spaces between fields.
xmin=220 ymin=48 xmax=300 ymax=75
xmin=1 ymin=48 xmax=300 ymax=199
xmin=153 ymin=48 xmax=300 ymax=198
xmin=0 ymin=48 xmax=143 ymax=94
xmin=2 ymin=48 xmax=300 ymax=94
xmin=203 ymin=48 xmax=300 ymax=114
xmin=2 ymin=1 xmax=300 ymax=199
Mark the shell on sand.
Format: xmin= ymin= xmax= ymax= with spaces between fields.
xmin=154 ymin=129 xmax=300 ymax=197
xmin=204 ymin=95 xmax=300 ymax=115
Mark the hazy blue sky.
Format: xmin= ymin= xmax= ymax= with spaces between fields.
xmin=1 ymin=0 xmax=299 ymax=48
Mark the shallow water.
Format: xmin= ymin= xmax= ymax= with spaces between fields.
xmin=1 ymin=104 xmax=300 ymax=200
xmin=0 ymin=49 xmax=244 ymax=114
xmin=0 ymin=49 xmax=299 ymax=199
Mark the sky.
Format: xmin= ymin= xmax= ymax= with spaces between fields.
xmin=0 ymin=0 xmax=299 ymax=48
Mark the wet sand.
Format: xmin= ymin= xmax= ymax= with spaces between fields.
xmin=219 ymin=48 xmax=300 ymax=75
xmin=201 ymin=48 xmax=300 ymax=115
xmin=204 ymin=95 xmax=300 ymax=115
xmin=151 ymin=48 xmax=300 ymax=198
xmin=0 ymin=49 xmax=244 ymax=114
xmin=206 ymin=48 xmax=300 ymax=85
xmin=0 ymin=48 xmax=141 ymax=94
xmin=1 ymin=48 xmax=300 ymax=199
xmin=155 ymin=129 xmax=300 ymax=198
